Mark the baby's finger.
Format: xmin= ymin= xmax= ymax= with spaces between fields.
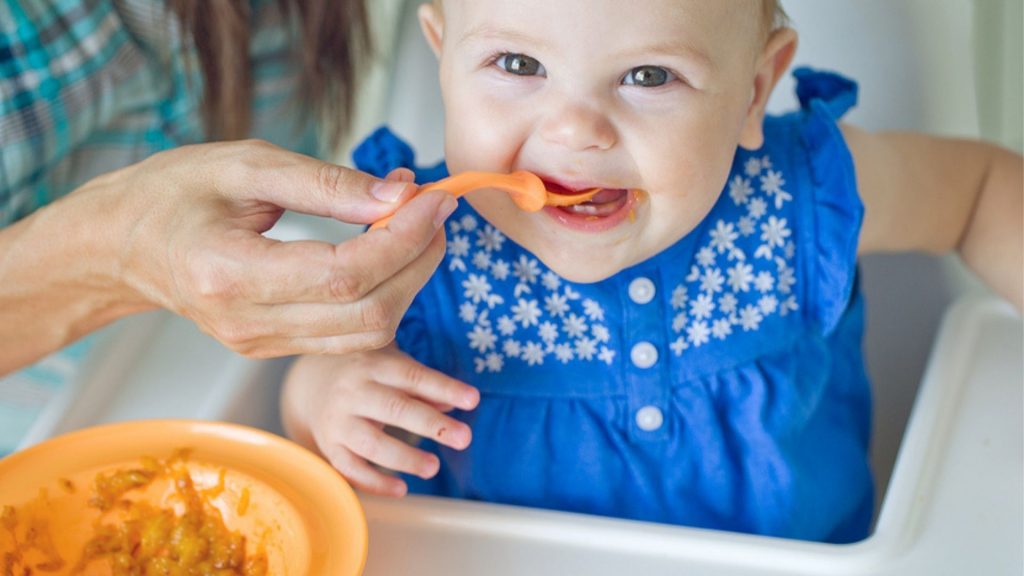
xmin=343 ymin=419 xmax=441 ymax=479
xmin=354 ymin=385 xmax=472 ymax=451
xmin=321 ymin=443 xmax=408 ymax=498
xmin=374 ymin=350 xmax=480 ymax=412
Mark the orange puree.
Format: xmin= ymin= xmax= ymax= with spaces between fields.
xmin=2 ymin=451 xmax=267 ymax=576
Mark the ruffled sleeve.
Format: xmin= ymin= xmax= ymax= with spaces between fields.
xmin=351 ymin=126 xmax=449 ymax=185
xmin=352 ymin=126 xmax=449 ymax=362
xmin=794 ymin=68 xmax=864 ymax=336
xmin=394 ymin=287 xmax=442 ymax=369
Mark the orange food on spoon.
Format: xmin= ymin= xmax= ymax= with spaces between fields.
xmin=369 ymin=171 xmax=601 ymax=230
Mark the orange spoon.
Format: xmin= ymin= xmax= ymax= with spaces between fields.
xmin=369 ymin=171 xmax=601 ymax=230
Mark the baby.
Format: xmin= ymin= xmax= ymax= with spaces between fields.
xmin=282 ymin=0 xmax=1022 ymax=543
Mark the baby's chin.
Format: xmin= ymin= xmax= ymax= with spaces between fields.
xmin=527 ymin=246 xmax=629 ymax=284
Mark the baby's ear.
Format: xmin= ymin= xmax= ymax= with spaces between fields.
xmin=418 ymin=3 xmax=444 ymax=58
xmin=739 ymin=28 xmax=798 ymax=150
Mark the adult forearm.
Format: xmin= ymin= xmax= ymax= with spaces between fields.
xmin=0 ymin=184 xmax=153 ymax=374
xmin=958 ymin=145 xmax=1023 ymax=311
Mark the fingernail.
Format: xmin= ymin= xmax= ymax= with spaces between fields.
xmin=462 ymin=390 xmax=480 ymax=410
xmin=433 ymin=195 xmax=457 ymax=229
xmin=371 ymin=181 xmax=411 ymax=203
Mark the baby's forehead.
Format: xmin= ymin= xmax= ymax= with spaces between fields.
xmin=439 ymin=0 xmax=768 ymax=60
xmin=438 ymin=0 xmax=772 ymax=23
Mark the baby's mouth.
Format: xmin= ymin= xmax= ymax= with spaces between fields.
xmin=542 ymin=180 xmax=630 ymax=217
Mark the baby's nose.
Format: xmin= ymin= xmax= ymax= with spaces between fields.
xmin=539 ymin=102 xmax=616 ymax=152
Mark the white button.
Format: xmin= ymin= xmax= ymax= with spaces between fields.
xmin=630 ymin=342 xmax=658 ymax=369
xmin=635 ymin=405 xmax=664 ymax=431
xmin=628 ymin=277 xmax=656 ymax=305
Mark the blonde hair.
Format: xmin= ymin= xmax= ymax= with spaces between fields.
xmin=765 ymin=0 xmax=790 ymax=32
xmin=170 ymin=0 xmax=371 ymax=147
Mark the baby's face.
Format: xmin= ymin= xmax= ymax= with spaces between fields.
xmin=422 ymin=0 xmax=778 ymax=282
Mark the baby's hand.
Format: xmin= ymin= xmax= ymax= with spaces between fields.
xmin=284 ymin=346 xmax=479 ymax=497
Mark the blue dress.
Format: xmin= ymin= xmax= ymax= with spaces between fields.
xmin=353 ymin=68 xmax=873 ymax=544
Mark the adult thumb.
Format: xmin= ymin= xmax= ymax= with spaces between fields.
xmin=237 ymin=147 xmax=420 ymax=225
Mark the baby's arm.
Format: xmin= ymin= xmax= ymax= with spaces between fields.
xmin=846 ymin=125 xmax=1023 ymax=310
xmin=281 ymin=346 xmax=479 ymax=496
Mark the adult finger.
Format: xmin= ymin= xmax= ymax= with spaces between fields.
xmin=221 ymin=191 xmax=453 ymax=305
xmin=212 ymin=231 xmax=448 ymax=358
xmin=217 ymin=143 xmax=422 ymax=224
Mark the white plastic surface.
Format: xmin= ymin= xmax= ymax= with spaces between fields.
xmin=355 ymin=296 xmax=1022 ymax=576
xmin=24 ymin=296 xmax=1022 ymax=576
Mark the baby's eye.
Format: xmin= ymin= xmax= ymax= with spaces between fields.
xmin=495 ymin=53 xmax=545 ymax=76
xmin=622 ymin=66 xmax=675 ymax=87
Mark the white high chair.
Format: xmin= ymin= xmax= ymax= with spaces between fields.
xmin=10 ymin=1 xmax=1021 ymax=575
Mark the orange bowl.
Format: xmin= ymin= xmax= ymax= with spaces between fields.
xmin=0 ymin=420 xmax=367 ymax=575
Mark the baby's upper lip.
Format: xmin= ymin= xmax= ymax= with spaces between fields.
xmin=534 ymin=173 xmax=619 ymax=195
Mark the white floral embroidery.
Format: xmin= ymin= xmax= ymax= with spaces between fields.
xmin=447 ymin=214 xmax=616 ymax=371
xmin=497 ymin=315 xmax=516 ymax=336
xmin=709 ymin=220 xmax=738 ymax=254
xmin=687 ymin=321 xmax=711 ymax=347
xmin=554 ymin=343 xmax=574 ymax=363
xmin=729 ymin=175 xmax=754 ymax=205
xmin=511 ymin=298 xmax=542 ymax=327
xmin=748 ymin=197 xmax=768 ymax=219
xmin=544 ymin=293 xmax=570 ymax=317
xmin=538 ymin=321 xmax=559 ymax=343
xmin=761 ymin=169 xmax=793 ymax=209
xmin=667 ymin=151 xmax=800 ymax=356
xmin=563 ymin=313 xmax=588 ymax=338
xmin=719 ymin=293 xmax=739 ymax=314
xmin=744 ymin=157 xmax=762 ymax=177
xmin=472 ymin=251 xmax=491 ymax=270
xmin=443 ymin=149 xmax=801 ymax=368
xmin=541 ymin=271 xmax=562 ymax=291
xmin=727 ymin=262 xmax=755 ymax=293
xmin=690 ymin=293 xmax=715 ymax=320
xmin=513 ymin=255 xmax=541 ymax=285
xmin=492 ymin=259 xmax=511 ymax=280
xmin=583 ymin=299 xmax=605 ymax=321
xmin=670 ymin=336 xmax=688 ymax=355
xmin=484 ymin=352 xmax=504 ymax=372
xmin=468 ymin=325 xmax=497 ymax=352
xmin=671 ymin=286 xmax=688 ymax=310
xmin=699 ymin=268 xmax=725 ymax=294
xmin=477 ymin=225 xmax=504 ymax=251
xmin=459 ymin=302 xmax=477 ymax=324
xmin=739 ymin=304 xmax=764 ymax=331
xmin=575 ymin=338 xmax=598 ymax=360
xmin=522 ymin=341 xmax=545 ymax=365
xmin=463 ymin=274 xmax=492 ymax=304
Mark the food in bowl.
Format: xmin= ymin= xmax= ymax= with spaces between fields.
xmin=0 ymin=420 xmax=368 ymax=576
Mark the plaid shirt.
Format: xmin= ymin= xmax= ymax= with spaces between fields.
xmin=0 ymin=0 xmax=318 ymax=226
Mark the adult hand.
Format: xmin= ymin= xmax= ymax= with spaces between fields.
xmin=0 ymin=140 xmax=455 ymax=372
xmin=281 ymin=346 xmax=479 ymax=497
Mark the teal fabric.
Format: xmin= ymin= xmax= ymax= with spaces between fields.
xmin=0 ymin=0 xmax=318 ymax=225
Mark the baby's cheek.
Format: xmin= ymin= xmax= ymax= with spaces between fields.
xmin=447 ymin=100 xmax=534 ymax=172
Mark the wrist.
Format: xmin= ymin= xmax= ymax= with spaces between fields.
xmin=0 ymin=179 xmax=157 ymax=371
